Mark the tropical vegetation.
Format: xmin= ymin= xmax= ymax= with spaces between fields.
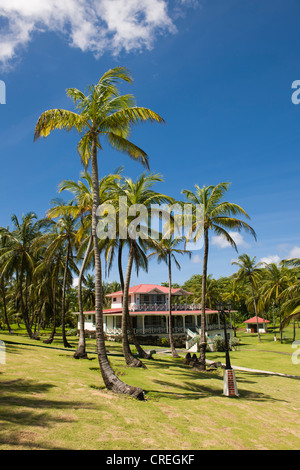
xmin=0 ymin=67 xmax=299 ymax=404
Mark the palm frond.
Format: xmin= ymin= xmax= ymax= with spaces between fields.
xmin=106 ymin=132 xmax=150 ymax=169
xmin=34 ymin=109 xmax=87 ymax=141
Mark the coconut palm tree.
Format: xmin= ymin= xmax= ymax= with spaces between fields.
xmin=232 ymin=254 xmax=262 ymax=342
xmin=182 ymin=183 xmax=256 ymax=368
xmin=279 ymin=258 xmax=300 ymax=341
xmin=148 ymin=237 xmax=191 ymax=358
xmin=44 ymin=206 xmax=79 ymax=348
xmin=34 ymin=67 xmax=164 ymax=399
xmin=259 ymin=263 xmax=291 ymax=342
xmin=0 ymin=230 xmax=13 ymax=334
xmin=222 ymin=279 xmax=242 ymax=337
xmin=34 ymin=245 xmax=64 ymax=344
xmin=0 ymin=213 xmax=47 ymax=339
xmin=58 ymin=170 xmax=121 ymax=358
xmin=116 ymin=173 xmax=174 ymax=367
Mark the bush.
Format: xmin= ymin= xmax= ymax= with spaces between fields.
xmin=213 ymin=335 xmax=226 ymax=352
xmin=160 ymin=337 xmax=169 ymax=347
xmin=230 ymin=337 xmax=240 ymax=350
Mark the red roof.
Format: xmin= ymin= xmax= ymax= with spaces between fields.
xmin=244 ymin=316 xmax=270 ymax=324
xmin=105 ymin=284 xmax=192 ymax=297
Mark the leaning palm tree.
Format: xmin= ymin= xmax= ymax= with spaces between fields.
xmin=182 ymin=183 xmax=256 ymax=368
xmin=232 ymin=254 xmax=262 ymax=342
xmin=148 ymin=237 xmax=191 ymax=358
xmin=34 ymin=67 xmax=164 ymax=399
xmin=58 ymin=170 xmax=122 ymax=358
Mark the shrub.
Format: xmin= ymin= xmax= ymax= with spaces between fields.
xmin=230 ymin=337 xmax=240 ymax=350
xmin=160 ymin=337 xmax=169 ymax=347
xmin=213 ymin=335 xmax=226 ymax=352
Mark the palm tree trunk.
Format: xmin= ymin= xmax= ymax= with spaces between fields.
xmin=44 ymin=282 xmax=57 ymax=344
xmin=199 ymin=227 xmax=209 ymax=370
xmin=122 ymin=242 xmax=145 ymax=367
xmin=250 ymin=281 xmax=262 ymax=343
xmin=292 ymin=317 xmax=296 ymax=342
xmin=168 ymin=253 xmax=179 ymax=358
xmin=61 ymin=243 xmax=72 ymax=348
xmin=1 ymin=279 xmax=13 ymax=334
xmin=279 ymin=301 xmax=283 ymax=343
xmin=19 ymin=272 xmax=34 ymax=339
xmin=74 ymin=235 xmax=93 ymax=359
xmin=91 ymin=138 xmax=144 ymax=399
xmin=118 ymin=243 xmax=151 ymax=360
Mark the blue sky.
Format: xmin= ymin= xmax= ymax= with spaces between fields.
xmin=0 ymin=0 xmax=300 ymax=286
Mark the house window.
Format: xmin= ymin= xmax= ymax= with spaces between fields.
xmin=116 ymin=316 xmax=122 ymax=328
xmin=113 ymin=298 xmax=117 ymax=302
xmin=144 ymin=315 xmax=162 ymax=327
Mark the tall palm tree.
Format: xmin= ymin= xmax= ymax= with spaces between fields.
xmin=117 ymin=173 xmax=173 ymax=367
xmin=259 ymin=263 xmax=291 ymax=342
xmin=34 ymin=67 xmax=164 ymax=399
xmin=58 ymin=170 xmax=121 ymax=358
xmin=279 ymin=259 xmax=300 ymax=341
xmin=182 ymin=183 xmax=256 ymax=368
xmin=148 ymin=237 xmax=191 ymax=358
xmin=104 ymin=236 xmax=153 ymax=360
xmin=44 ymin=207 xmax=79 ymax=348
xmin=0 ymin=230 xmax=13 ymax=334
xmin=222 ymin=279 xmax=241 ymax=337
xmin=232 ymin=254 xmax=262 ymax=342
xmin=0 ymin=213 xmax=46 ymax=339
xmin=34 ymin=245 xmax=64 ymax=344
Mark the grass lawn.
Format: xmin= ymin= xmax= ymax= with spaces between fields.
xmin=0 ymin=326 xmax=300 ymax=450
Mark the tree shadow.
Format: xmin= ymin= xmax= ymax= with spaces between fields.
xmin=0 ymin=378 xmax=96 ymax=450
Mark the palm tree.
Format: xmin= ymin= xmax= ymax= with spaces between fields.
xmin=34 ymin=66 xmax=164 ymax=399
xmin=222 ymin=279 xmax=241 ymax=337
xmin=232 ymin=254 xmax=262 ymax=342
xmin=279 ymin=259 xmax=300 ymax=341
xmin=34 ymin=245 xmax=64 ymax=344
xmin=58 ymin=170 xmax=121 ymax=358
xmin=182 ymin=183 xmax=256 ymax=368
xmin=44 ymin=206 xmax=79 ymax=348
xmin=104 ymin=236 xmax=152 ymax=360
xmin=0 ymin=230 xmax=13 ymax=334
xmin=259 ymin=263 xmax=291 ymax=342
xmin=148 ymin=237 xmax=191 ymax=358
xmin=0 ymin=213 xmax=46 ymax=339
xmin=117 ymin=173 xmax=173 ymax=367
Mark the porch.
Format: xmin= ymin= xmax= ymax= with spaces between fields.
xmin=104 ymin=311 xmax=232 ymax=337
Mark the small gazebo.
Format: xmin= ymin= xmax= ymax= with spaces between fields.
xmin=244 ymin=316 xmax=270 ymax=334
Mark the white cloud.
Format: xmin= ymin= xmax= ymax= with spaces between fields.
xmin=191 ymin=254 xmax=202 ymax=264
xmin=211 ymin=231 xmax=250 ymax=250
xmin=72 ymin=277 xmax=79 ymax=288
xmin=289 ymin=246 xmax=300 ymax=258
xmin=0 ymin=0 xmax=198 ymax=67
xmin=260 ymin=255 xmax=281 ymax=265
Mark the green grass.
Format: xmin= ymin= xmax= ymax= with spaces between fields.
xmin=0 ymin=325 xmax=300 ymax=450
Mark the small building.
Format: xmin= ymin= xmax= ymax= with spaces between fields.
xmin=244 ymin=316 xmax=270 ymax=334
xmin=74 ymin=284 xmax=234 ymax=349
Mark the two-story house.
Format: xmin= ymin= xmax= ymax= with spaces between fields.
xmin=74 ymin=284 xmax=233 ymax=348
